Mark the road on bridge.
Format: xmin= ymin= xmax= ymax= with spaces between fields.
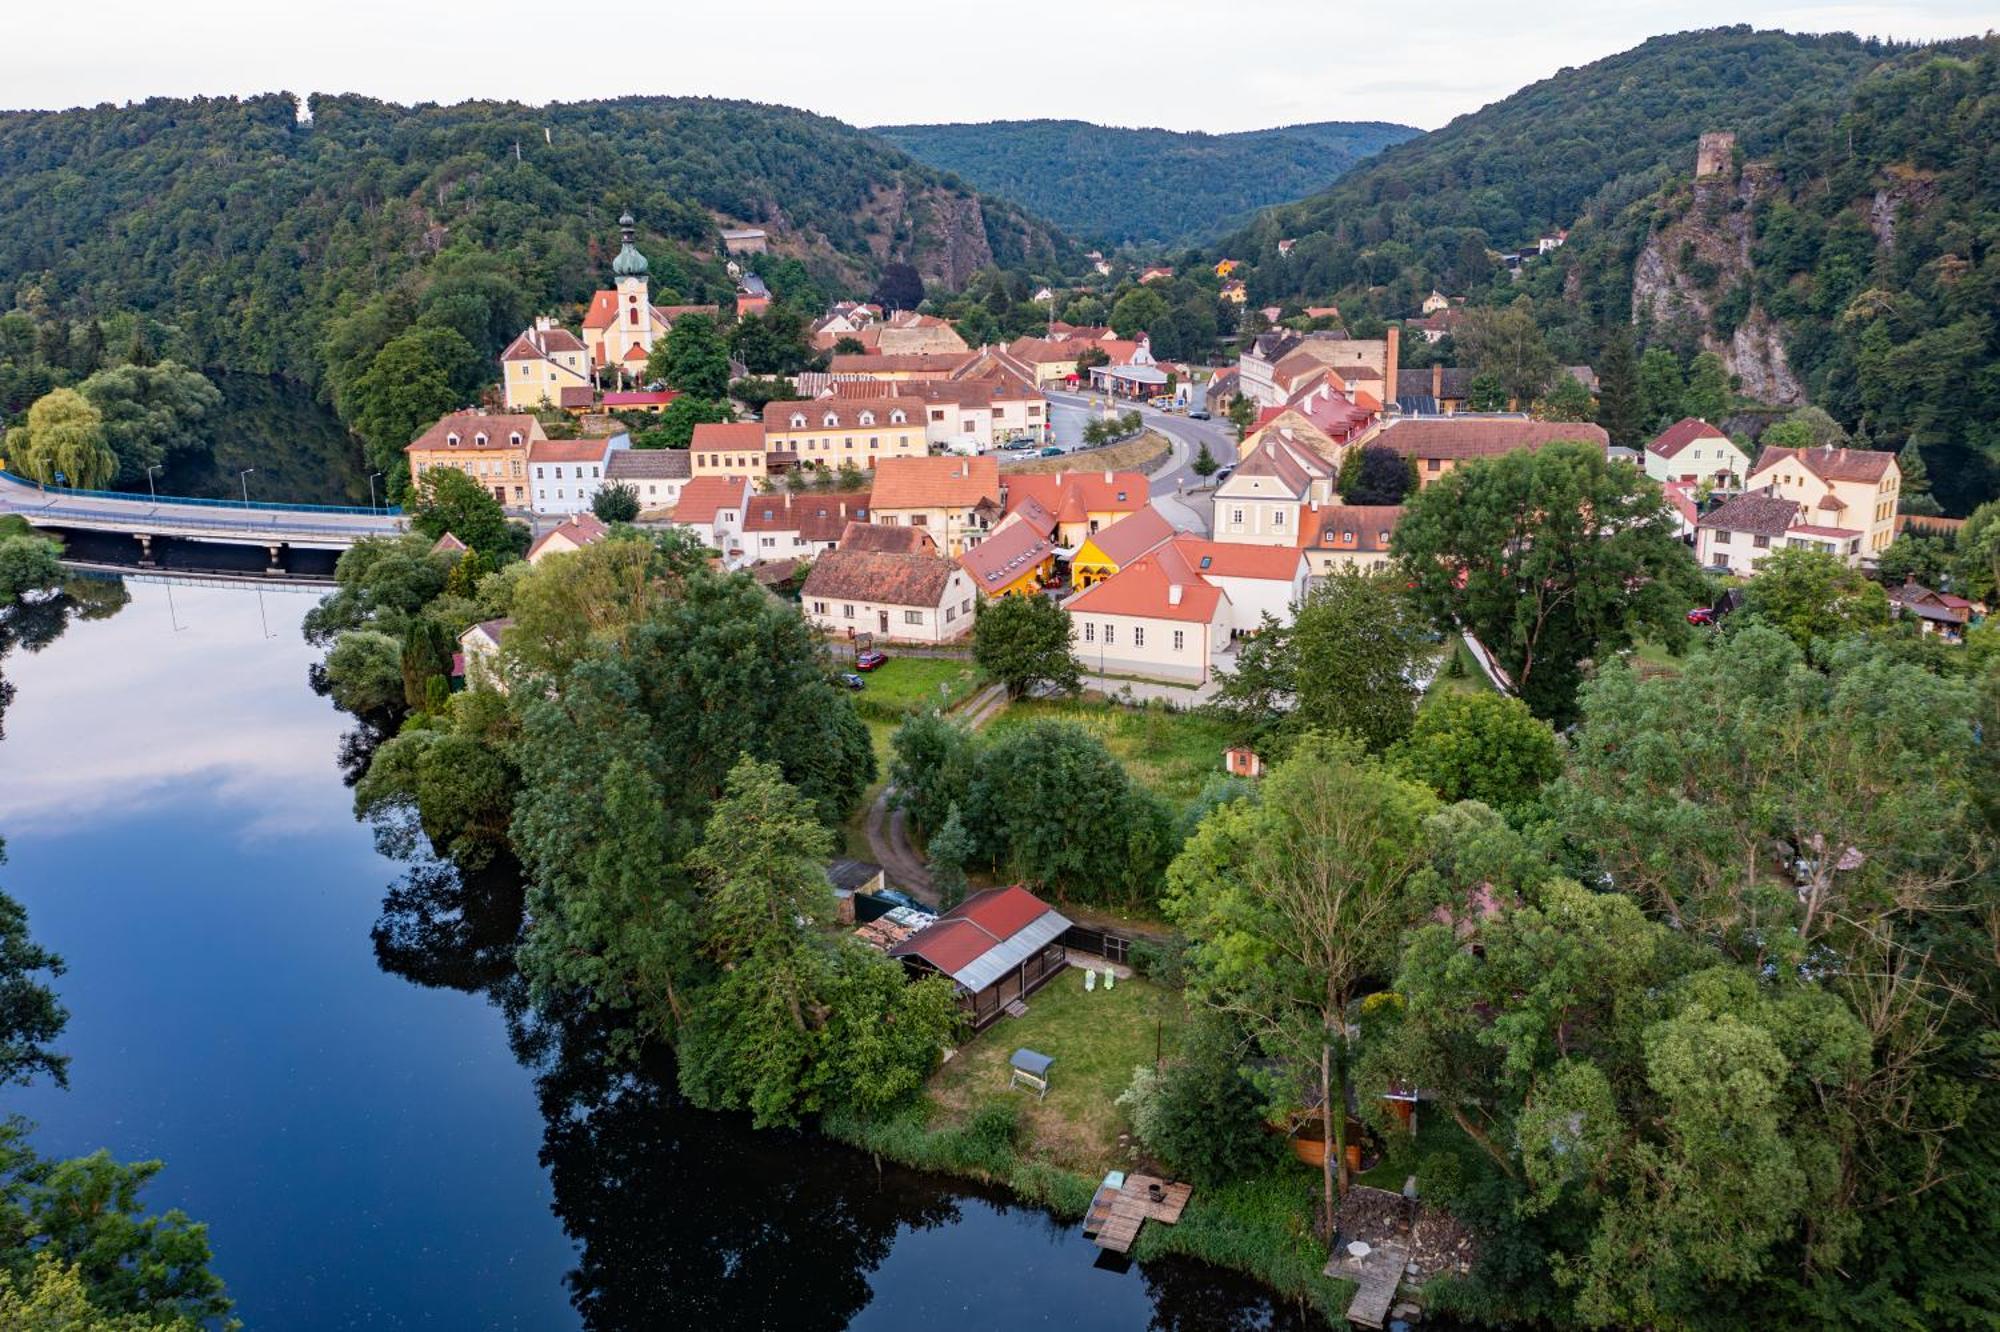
xmin=0 ymin=472 xmax=406 ymax=550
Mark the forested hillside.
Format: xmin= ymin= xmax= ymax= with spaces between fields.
xmin=875 ymin=119 xmax=1419 ymax=248
xmin=0 ymin=93 xmax=1072 ymax=393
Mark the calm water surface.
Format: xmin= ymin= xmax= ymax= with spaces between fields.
xmin=0 ymin=579 xmax=1313 ymax=1331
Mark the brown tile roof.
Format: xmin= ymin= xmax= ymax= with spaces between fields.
xmin=872 ymin=456 xmax=1001 ymax=511
xmin=801 ymin=548 xmax=961 ymax=608
xmin=1751 ymin=444 xmax=1897 ymax=486
xmin=762 ymin=399 xmax=926 ymax=432
xmin=690 ymin=422 xmax=766 ymax=452
xmin=1696 ymin=492 xmax=1802 ymax=537
xmin=559 ymin=385 xmax=597 ymax=410
xmin=527 ymin=437 xmax=614 ymax=464
xmin=527 ymin=512 xmax=611 ymax=559
xmin=1084 ymin=507 xmax=1176 ymax=566
xmin=825 ymin=353 xmax=977 ymax=375
xmin=1001 ymin=470 xmax=1149 ymax=525
xmin=1379 ymin=417 xmax=1608 ymax=461
xmin=501 ymin=326 xmax=588 ymax=361
xmin=406 ymin=412 xmax=541 ymax=454
xmin=1171 ymin=536 xmax=1305 ymax=581
xmin=1064 ymin=540 xmax=1224 ymax=623
xmin=839 ymin=522 xmax=937 ymax=554
xmin=606 ymin=448 xmax=691 ymax=480
xmin=1306 ymin=504 xmax=1404 ymax=554
xmin=958 ymin=519 xmax=1056 ymax=589
xmin=1647 ymin=417 xmax=1730 ymax=459
xmin=743 ymin=491 xmax=872 ymax=541
xmin=670 ymin=476 xmax=751 ymax=525
xmin=430 ymin=532 xmax=468 ymax=554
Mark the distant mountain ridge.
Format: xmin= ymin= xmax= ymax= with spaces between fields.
xmin=873 ymin=118 xmax=1420 ymax=248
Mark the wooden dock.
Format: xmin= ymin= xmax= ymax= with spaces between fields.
xmin=1083 ymin=1172 xmax=1192 ymax=1253
xmin=1331 ymin=1240 xmax=1408 ymax=1328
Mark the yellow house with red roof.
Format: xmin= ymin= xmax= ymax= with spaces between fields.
xmin=1070 ymin=506 xmax=1175 ymax=589
xmin=1001 ymin=469 xmax=1150 ymax=547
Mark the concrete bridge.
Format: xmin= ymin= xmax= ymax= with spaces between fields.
xmin=0 ymin=471 xmax=404 ymax=574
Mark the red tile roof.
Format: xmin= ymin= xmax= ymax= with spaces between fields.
xmin=527 ymin=438 xmax=614 ymax=464
xmin=1083 ymin=507 xmax=1176 ymax=566
xmin=1002 ymin=471 xmax=1149 ymax=525
xmin=690 ymin=422 xmax=766 ymax=453
xmin=743 ymin=491 xmax=871 ymax=541
xmin=872 ymin=456 xmax=1001 ymax=511
xmin=670 ymin=476 xmax=751 ymax=525
xmin=1379 ymin=417 xmax=1609 ymax=461
xmin=1304 ymin=504 xmax=1404 ymax=554
xmin=501 ymin=326 xmax=588 ymax=361
xmin=762 ymin=399 xmax=926 ymax=432
xmin=527 ymin=512 xmax=610 ymax=559
xmin=1647 ymin=417 xmax=1730 ymax=459
xmin=406 ymin=412 xmax=540 ymax=453
xmin=1064 ymin=540 xmax=1225 ymax=623
xmin=1171 ymin=536 xmax=1306 ymax=581
xmin=800 ymin=548 xmax=962 ymax=607
xmin=826 ymin=353 xmax=977 ymax=375
xmin=839 ymin=521 xmax=936 ymax=554
xmin=603 ymin=390 xmax=679 ymax=407
xmin=1750 ymin=444 xmax=1897 ymax=486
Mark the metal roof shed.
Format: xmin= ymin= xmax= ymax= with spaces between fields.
xmin=890 ymin=886 xmax=1073 ymax=1030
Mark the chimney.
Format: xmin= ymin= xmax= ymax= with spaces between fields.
xmin=535 ymin=315 xmax=554 ymax=332
xmin=1432 ymin=364 xmax=1442 ymax=400
xmin=1385 ymin=325 xmax=1401 ymax=405
xmin=1103 ymin=469 xmax=1113 ymax=483
xmin=1168 ymin=584 xmax=1184 ymax=606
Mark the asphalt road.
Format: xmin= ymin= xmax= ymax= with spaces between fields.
xmin=1044 ymin=389 xmax=1240 ymax=535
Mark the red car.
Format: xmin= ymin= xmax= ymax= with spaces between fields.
xmin=855 ymin=650 xmax=888 ymax=671
xmin=1686 ymin=607 xmax=1715 ymax=626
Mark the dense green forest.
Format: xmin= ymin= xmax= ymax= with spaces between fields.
xmin=874 ymin=118 xmax=1419 ymax=248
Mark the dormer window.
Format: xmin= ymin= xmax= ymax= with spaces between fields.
xmin=858 ymin=411 xmax=875 ymax=426
xmin=473 ymin=432 xmax=488 ymax=447
xmin=790 ymin=413 xmax=806 ymax=429
xmin=890 ymin=410 xmax=906 ymax=424
xmin=446 ymin=433 xmax=461 ymax=447
xmin=823 ymin=412 xmax=840 ymax=428
xmin=509 ymin=431 xmax=523 ymax=446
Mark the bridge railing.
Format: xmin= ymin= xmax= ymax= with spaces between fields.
xmin=15 ymin=499 xmax=401 ymax=539
xmin=0 ymin=470 xmax=401 ymax=517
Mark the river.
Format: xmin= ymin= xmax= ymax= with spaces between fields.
xmin=0 ymin=578 xmax=1317 ymax=1331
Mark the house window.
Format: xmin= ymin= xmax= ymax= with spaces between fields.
xmin=812 ymin=601 xmax=827 ymax=614
xmin=1084 ymin=623 xmax=1094 ymax=643
xmin=891 ymin=410 xmax=906 ymax=424
xmin=1103 ymin=624 xmax=1115 ymax=646
xmin=1714 ymin=531 xmax=1730 ymax=544
xmin=1273 ymin=511 xmax=1286 ymax=528
xmin=510 ymin=432 xmax=523 ymax=446
xmin=1134 ymin=627 xmax=1145 ymax=648
xmin=447 ymin=433 xmax=461 ymax=447
xmin=910 ymin=514 xmax=928 ymax=526
xmin=1753 ymin=534 xmax=1771 ymax=549
xmin=961 ymin=598 xmax=971 ymax=613
xmin=475 ymin=433 xmax=488 ymax=447
xmin=903 ymin=610 xmax=924 ymax=626
xmin=859 ymin=411 xmax=876 ymax=426
xmin=761 ymin=537 xmax=775 ymax=548
xmin=843 ymin=604 xmax=855 ymax=619
xmin=1231 ymin=509 xmax=1244 ymax=524
xmin=1427 ymin=459 xmax=1441 ymax=472
xmin=790 ymin=414 xmax=806 ymax=429
xmin=824 ymin=412 xmax=840 ymax=427
xmin=1173 ymin=629 xmax=1184 ymax=651
xmin=945 ymin=605 xmax=956 ymax=622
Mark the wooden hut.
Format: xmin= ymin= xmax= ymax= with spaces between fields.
xmin=889 ymin=886 xmax=1071 ymax=1030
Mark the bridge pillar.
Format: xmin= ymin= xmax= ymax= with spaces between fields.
xmin=134 ymin=533 xmax=156 ymax=567
xmin=265 ymin=543 xmax=286 ymax=577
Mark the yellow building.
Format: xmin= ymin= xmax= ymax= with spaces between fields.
xmin=689 ymin=422 xmax=772 ymax=478
xmin=404 ymin=411 xmax=545 ymax=507
xmin=581 ymin=212 xmax=674 ymax=382
xmin=500 ymin=318 xmax=593 ymax=410
xmin=1745 ymin=444 xmax=1901 ymax=558
xmin=1069 ymin=506 xmax=1175 ymax=589
xmin=762 ymin=398 xmax=927 ymax=472
xmin=957 ymin=512 xmax=1056 ymax=598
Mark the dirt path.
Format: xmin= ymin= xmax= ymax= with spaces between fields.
xmin=864 ymin=683 xmax=1008 ymax=904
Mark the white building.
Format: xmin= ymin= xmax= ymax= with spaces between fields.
xmin=1212 ymin=433 xmax=1336 ymax=546
xmin=1644 ymin=418 xmax=1750 ymax=491
xmin=802 ymin=549 xmax=977 ymax=645
xmin=528 ymin=435 xmax=627 ymax=516
xmin=605 ymin=447 xmax=691 ymax=514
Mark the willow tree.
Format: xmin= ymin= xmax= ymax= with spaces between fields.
xmin=5 ymin=389 xmax=117 ymax=491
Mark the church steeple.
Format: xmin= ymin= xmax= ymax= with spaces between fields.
xmin=612 ymin=210 xmax=649 ymax=278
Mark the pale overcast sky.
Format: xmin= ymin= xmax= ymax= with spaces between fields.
xmin=4 ymin=1 xmax=1990 ymax=132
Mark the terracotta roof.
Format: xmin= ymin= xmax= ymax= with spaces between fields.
xmin=1789 ymin=523 xmax=1862 ymax=539
xmin=1647 ymin=417 xmax=1731 ymax=459
xmin=1084 ymin=507 xmax=1176 ymax=566
xmin=1002 ymin=336 xmax=1082 ymax=366
xmin=1696 ymin=492 xmax=1801 ymax=537
xmin=1305 ymin=504 xmax=1404 ymax=554
xmin=1750 ymin=444 xmax=1897 ymax=486
xmin=1002 ymin=470 xmax=1149 ymax=525
xmin=1063 ymin=540 xmax=1225 ymax=624
xmin=430 ymin=532 xmax=468 ymax=554
xmin=1171 ymin=536 xmax=1306 ymax=581
xmin=528 ymin=437 xmax=614 ymax=464
xmin=691 ymin=422 xmax=766 ymax=453
xmin=501 ymin=326 xmax=588 ymax=361
xmin=959 ymin=519 xmax=1056 ymax=589
xmin=670 ymin=476 xmax=751 ymax=525
xmin=743 ymin=491 xmax=871 ymax=541
xmin=762 ymin=399 xmax=926 ymax=432
xmin=582 ymin=289 xmax=664 ymax=331
xmin=826 ymin=352 xmax=977 ymax=375
xmin=839 ymin=521 xmax=937 ymax=554
xmin=559 ymin=386 xmax=597 ymax=410
xmin=406 ymin=412 xmax=539 ymax=454
xmin=606 ymin=448 xmax=690 ymax=480
xmin=872 ymin=456 xmax=1001 ymax=511
xmin=801 ymin=548 xmax=961 ymax=608
xmin=602 ymin=390 xmax=679 ymax=407
xmin=1378 ymin=417 xmax=1608 ymax=461
xmin=527 ymin=512 xmax=610 ymax=559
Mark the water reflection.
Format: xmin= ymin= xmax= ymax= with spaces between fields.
xmin=0 ymin=572 xmax=130 ymax=737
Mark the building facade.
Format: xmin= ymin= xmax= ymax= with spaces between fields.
xmin=404 ymin=412 xmax=544 ymax=507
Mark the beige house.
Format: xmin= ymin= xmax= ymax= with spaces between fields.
xmin=1645 ymin=418 xmax=1750 ymax=490
xmin=689 ymin=422 xmax=771 ymax=478
xmin=1745 ymin=444 xmax=1900 ymax=559
xmin=802 ymin=549 xmax=977 ymax=644
xmin=457 ymin=618 xmax=512 ymax=691
xmin=404 ymin=411 xmax=544 ymax=507
xmin=742 ymin=490 xmax=871 ymax=562
xmin=1301 ymin=505 xmax=1405 ymax=575
xmin=762 ymin=398 xmax=927 ymax=473
xmin=501 ymin=318 xmax=593 ymax=410
xmin=1213 ymin=434 xmax=1336 ymax=546
xmin=869 ymin=456 xmax=1003 ymax=556
xmin=875 ymin=312 xmax=970 ymax=356
xmin=1375 ymin=417 xmax=1609 ymax=488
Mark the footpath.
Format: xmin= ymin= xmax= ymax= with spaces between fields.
xmin=863 ymin=682 xmax=1007 ymax=904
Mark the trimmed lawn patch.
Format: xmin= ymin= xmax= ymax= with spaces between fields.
xmin=984 ymin=697 xmax=1235 ymax=806
xmin=1001 ymin=432 xmax=1170 ymax=475
xmin=1425 ymin=635 xmax=1496 ymax=699
xmin=852 ymin=656 xmax=981 ymax=720
xmin=929 ymin=969 xmax=1183 ymax=1173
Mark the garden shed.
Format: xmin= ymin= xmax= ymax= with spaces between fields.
xmin=889 ymin=886 xmax=1072 ymax=1030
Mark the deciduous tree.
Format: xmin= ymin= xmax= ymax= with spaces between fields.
xmin=648 ymin=313 xmax=730 ymax=398
xmin=971 ymin=593 xmax=1078 ymax=698
xmin=5 ymin=389 xmax=117 ymax=490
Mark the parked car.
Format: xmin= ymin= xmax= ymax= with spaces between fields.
xmin=1003 ymin=449 xmax=1037 ymax=461
xmin=1188 ymin=408 xmax=1211 ymax=420
xmin=855 ymin=649 xmax=888 ymax=671
xmin=1214 ymin=464 xmax=1235 ymax=483
xmin=1686 ymin=607 xmax=1715 ymax=626
xmin=1038 ymin=444 xmax=1064 ymax=457
xmin=837 ymin=671 xmax=865 ymax=690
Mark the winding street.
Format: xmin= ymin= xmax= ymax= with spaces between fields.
xmin=1044 ymin=387 xmax=1241 ymax=536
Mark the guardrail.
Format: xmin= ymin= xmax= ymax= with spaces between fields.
xmin=12 ymin=499 xmax=399 ymax=540
xmin=0 ymin=470 xmax=400 ymax=516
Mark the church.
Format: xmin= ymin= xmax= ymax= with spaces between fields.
xmin=581 ymin=211 xmax=677 ymax=380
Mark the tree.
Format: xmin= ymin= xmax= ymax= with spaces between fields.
xmin=729 ymin=307 xmax=813 ymax=376
xmin=832 ymin=336 xmax=865 ymax=356
xmin=1893 ymin=438 xmax=1939 ymax=515
xmin=75 ymin=362 xmax=222 ymax=486
xmin=1593 ymin=325 xmax=1644 ymax=447
xmin=1211 ymin=572 xmax=1435 ymax=752
xmin=301 ymin=533 xmax=453 ymax=646
xmin=1393 ymin=441 xmax=1700 ymax=721
xmin=408 ymin=466 xmax=524 ymax=559
xmin=970 ymin=594 xmax=1078 ymax=698
xmin=344 ymin=325 xmax=483 ymax=477
xmin=591 ymin=482 xmax=640 ymax=524
xmin=648 ymin=313 xmax=730 ymax=398
xmin=1456 ymin=298 xmax=1556 ymax=405
xmin=727 ymin=377 xmax=792 ymax=414
xmin=1637 ymin=346 xmax=1686 ymax=431
xmin=0 ymin=535 xmax=61 ymax=607
xmin=0 ymin=852 xmax=66 ymax=1091
xmin=1191 ymin=441 xmax=1218 ymax=477
xmin=887 ymin=711 xmax=977 ymax=836
xmin=1165 ymin=735 xmax=1437 ymax=1213
xmin=640 ymin=395 xmax=733 ymax=449
xmin=502 ymin=533 xmax=694 ymax=680
xmin=322 ymin=630 xmax=407 ymax=719
xmin=1681 ymin=350 xmax=1731 ymax=422
xmin=1337 ymin=443 xmax=1416 ymax=505
xmin=1534 ymin=373 xmax=1595 ymax=423
xmin=1109 ymin=287 xmax=1170 ymax=340
xmin=1759 ymin=405 xmax=1849 ymax=451
xmin=926 ymin=804 xmax=973 ymax=910
xmin=1225 ymin=392 xmax=1256 ymax=440
xmin=1391 ymin=690 xmax=1560 ymax=816
xmin=1465 ymin=373 xmax=1508 ymax=412
xmin=873 ymin=263 xmax=924 ymax=312
xmin=1117 ymin=1011 xmax=1281 ymax=1187
xmin=1737 ymin=547 xmax=1888 ymax=661
xmin=5 ymin=389 xmax=117 ymax=490
xmin=399 ymin=617 xmax=454 ymax=712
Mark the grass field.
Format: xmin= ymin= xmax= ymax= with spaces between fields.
xmin=928 ymin=969 xmax=1183 ymax=1173
xmin=983 ymin=697 xmax=1235 ymax=806
xmin=850 ymin=656 xmax=982 ymax=718
xmin=1425 ymin=635 xmax=1497 ymax=699
xmin=1000 ymin=432 xmax=1171 ymax=476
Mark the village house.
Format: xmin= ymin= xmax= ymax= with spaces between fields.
xmin=528 ymin=435 xmax=625 ymax=516
xmin=826 ymin=351 xmax=979 ymax=381
xmin=1069 ymin=505 xmax=1177 ymax=589
xmin=735 ymin=273 xmax=772 ymax=318
xmin=1745 ymin=443 xmax=1901 ymax=560
xmin=834 ymin=376 xmax=1047 ymax=453
xmin=1177 ymin=538 xmax=1310 ymax=635
xmin=1062 ymin=540 xmax=1231 ymax=684
xmin=1645 ymin=418 xmax=1750 ymax=490
xmin=1694 ymin=491 xmax=1812 ymax=575
xmin=1301 ymin=504 xmax=1405 ymax=575
xmin=500 ymin=318 xmax=594 ymax=410
xmin=1213 ymin=433 xmax=1337 ymax=546
xmin=1002 ymin=469 xmax=1151 ymax=547
xmin=1394 ymin=366 xmax=1473 ymax=415
xmin=689 ymin=421 xmax=774 ymax=479
xmin=580 ymin=212 xmax=677 ymax=382
xmin=525 ymin=511 xmax=611 ymax=565
xmin=957 ymin=507 xmax=1058 ymax=599
xmin=759 ymin=397 xmax=927 ymax=474
xmin=600 ymin=389 xmax=679 ymax=415
xmin=838 ymin=521 xmax=938 ymax=555
xmin=1374 ymin=417 xmax=1609 ymax=487
xmin=720 ymin=227 xmax=768 ymax=255
xmin=1887 ymin=580 xmax=1979 ymax=641
xmin=875 ymin=311 xmax=970 ymax=356
xmin=869 ymin=456 xmax=1003 ymax=556
xmin=404 ymin=411 xmax=544 ymax=507
xmin=801 ymin=547 xmax=977 ymax=644
xmin=1239 ymin=328 xmax=1399 ymax=410
xmin=605 ymin=447 xmax=691 ymax=514
xmin=887 ymin=886 xmax=1072 ymax=1031
xmin=741 ymin=490 xmax=871 ymax=562
xmin=668 ymin=475 xmax=754 ymax=563
xmin=456 ymin=617 xmax=511 ymax=690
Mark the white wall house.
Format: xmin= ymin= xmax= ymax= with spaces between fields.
xmin=528 ymin=435 xmax=627 ymax=516
xmin=802 ymin=550 xmax=977 ymax=645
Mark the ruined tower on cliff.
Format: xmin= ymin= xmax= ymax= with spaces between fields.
xmin=1695 ymin=132 xmax=1736 ymax=179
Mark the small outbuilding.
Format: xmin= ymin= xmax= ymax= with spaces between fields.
xmin=889 ymin=885 xmax=1071 ymax=1030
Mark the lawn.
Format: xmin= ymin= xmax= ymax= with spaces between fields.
xmin=1424 ymin=635 xmax=1497 ymax=699
xmin=1624 ymin=638 xmax=1687 ymax=678
xmin=851 ymin=655 xmax=982 ymax=719
xmin=983 ymin=696 xmax=1235 ymax=806
xmin=928 ymin=970 xmax=1184 ymax=1174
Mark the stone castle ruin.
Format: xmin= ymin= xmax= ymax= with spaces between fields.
xmin=1695 ymin=131 xmax=1737 ymax=179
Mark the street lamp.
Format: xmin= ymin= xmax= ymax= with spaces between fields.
xmin=368 ymin=471 xmax=384 ymax=514
xmin=145 ymin=463 xmax=161 ymax=503
xmin=239 ymin=467 xmax=256 ymax=506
